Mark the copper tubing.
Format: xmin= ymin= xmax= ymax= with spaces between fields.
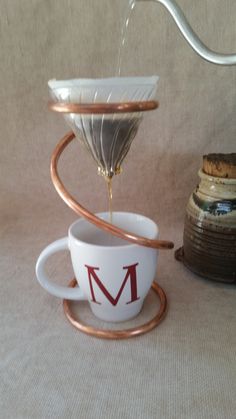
xmin=63 ymin=278 xmax=167 ymax=339
xmin=50 ymin=131 xmax=174 ymax=250
xmin=48 ymin=100 xmax=159 ymax=114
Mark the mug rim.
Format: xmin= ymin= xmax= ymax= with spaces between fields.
xmin=68 ymin=212 xmax=159 ymax=249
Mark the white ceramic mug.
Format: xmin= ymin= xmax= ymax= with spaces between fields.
xmin=36 ymin=212 xmax=159 ymax=322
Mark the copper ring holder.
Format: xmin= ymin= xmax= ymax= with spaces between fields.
xmin=63 ymin=278 xmax=167 ymax=339
xmin=48 ymin=100 xmax=159 ymax=114
xmin=50 ymin=100 xmax=171 ymax=339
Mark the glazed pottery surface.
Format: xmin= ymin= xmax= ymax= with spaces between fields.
xmin=183 ymin=170 xmax=236 ymax=283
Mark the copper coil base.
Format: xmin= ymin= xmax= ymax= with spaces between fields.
xmin=63 ymin=279 xmax=167 ymax=340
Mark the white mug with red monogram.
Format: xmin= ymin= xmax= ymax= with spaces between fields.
xmin=36 ymin=212 xmax=159 ymax=322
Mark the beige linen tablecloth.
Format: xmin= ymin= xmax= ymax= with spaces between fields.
xmin=1 ymin=206 xmax=236 ymax=418
xmin=1 ymin=1 xmax=236 ymax=418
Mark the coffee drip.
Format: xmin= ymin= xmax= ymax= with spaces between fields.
xmin=106 ymin=176 xmax=113 ymax=224
xmin=67 ymin=113 xmax=141 ymax=224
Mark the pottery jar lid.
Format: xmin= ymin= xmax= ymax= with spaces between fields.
xmin=203 ymin=153 xmax=236 ymax=179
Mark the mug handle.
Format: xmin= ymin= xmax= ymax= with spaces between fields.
xmin=35 ymin=237 xmax=86 ymax=301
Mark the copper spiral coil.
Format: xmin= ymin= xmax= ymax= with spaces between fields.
xmin=49 ymin=101 xmax=171 ymax=338
xmin=50 ymin=131 xmax=174 ymax=250
xmin=50 ymin=100 xmax=173 ymax=249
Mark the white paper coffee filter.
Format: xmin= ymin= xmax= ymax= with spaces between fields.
xmin=48 ymin=77 xmax=159 ymax=103
xmin=48 ymin=77 xmax=159 ymax=178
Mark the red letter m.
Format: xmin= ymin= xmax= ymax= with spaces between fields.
xmin=85 ymin=264 xmax=140 ymax=306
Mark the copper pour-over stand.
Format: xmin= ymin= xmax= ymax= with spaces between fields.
xmin=50 ymin=100 xmax=173 ymax=339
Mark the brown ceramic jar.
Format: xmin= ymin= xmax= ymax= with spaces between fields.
xmin=182 ymin=154 xmax=236 ymax=283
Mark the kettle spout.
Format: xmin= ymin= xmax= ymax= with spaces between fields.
xmin=131 ymin=0 xmax=236 ymax=65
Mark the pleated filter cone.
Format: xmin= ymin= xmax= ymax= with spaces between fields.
xmin=48 ymin=77 xmax=159 ymax=178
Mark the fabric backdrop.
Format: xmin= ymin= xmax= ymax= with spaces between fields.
xmin=1 ymin=1 xmax=236 ymax=418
